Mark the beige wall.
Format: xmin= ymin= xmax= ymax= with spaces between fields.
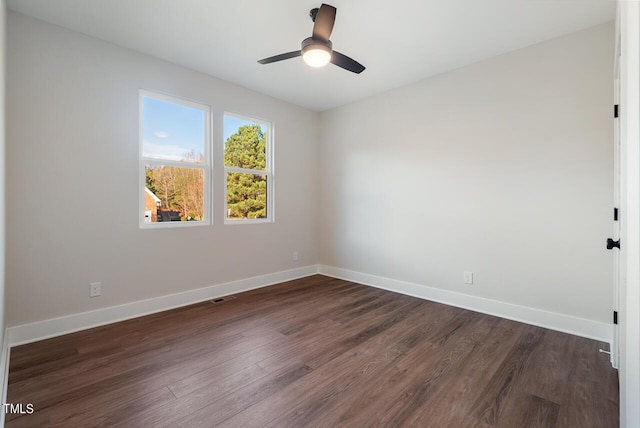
xmin=319 ymin=22 xmax=615 ymax=324
xmin=6 ymin=12 xmax=319 ymax=326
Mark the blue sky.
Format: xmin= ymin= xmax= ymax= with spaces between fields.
xmin=142 ymin=97 xmax=205 ymax=162
xmin=142 ymin=96 xmax=267 ymax=161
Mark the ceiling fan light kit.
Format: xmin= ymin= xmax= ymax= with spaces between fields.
xmin=301 ymin=37 xmax=332 ymax=67
xmin=258 ymin=3 xmax=365 ymax=74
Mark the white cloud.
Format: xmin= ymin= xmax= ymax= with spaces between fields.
xmin=143 ymin=140 xmax=188 ymax=162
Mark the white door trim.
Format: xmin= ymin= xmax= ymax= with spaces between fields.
xmin=617 ymin=1 xmax=640 ymax=427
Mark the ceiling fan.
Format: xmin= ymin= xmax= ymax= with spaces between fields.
xmin=258 ymin=4 xmax=365 ymax=74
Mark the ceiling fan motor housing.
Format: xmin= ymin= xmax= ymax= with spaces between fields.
xmin=310 ymin=8 xmax=320 ymax=22
xmin=301 ymin=37 xmax=332 ymax=53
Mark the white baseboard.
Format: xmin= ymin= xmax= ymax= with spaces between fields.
xmin=318 ymin=265 xmax=613 ymax=344
xmin=6 ymin=264 xmax=613 ymax=350
xmin=7 ymin=265 xmax=319 ymax=347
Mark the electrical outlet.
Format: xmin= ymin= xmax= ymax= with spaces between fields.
xmin=293 ymin=251 xmax=299 ymax=261
xmin=464 ymin=272 xmax=473 ymax=284
xmin=90 ymin=282 xmax=101 ymax=297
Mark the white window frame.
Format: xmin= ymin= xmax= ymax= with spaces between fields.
xmin=223 ymin=112 xmax=274 ymax=224
xmin=139 ymin=90 xmax=212 ymax=228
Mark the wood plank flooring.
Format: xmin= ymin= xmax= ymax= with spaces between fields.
xmin=6 ymin=275 xmax=619 ymax=427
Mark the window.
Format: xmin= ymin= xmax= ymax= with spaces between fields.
xmin=140 ymin=91 xmax=211 ymax=226
xmin=223 ymin=114 xmax=273 ymax=223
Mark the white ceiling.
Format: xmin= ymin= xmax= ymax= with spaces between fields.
xmin=7 ymin=0 xmax=615 ymax=111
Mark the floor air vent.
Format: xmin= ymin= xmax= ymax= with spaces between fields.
xmin=210 ymin=295 xmax=237 ymax=304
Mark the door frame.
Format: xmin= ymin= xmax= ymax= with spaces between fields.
xmin=612 ymin=64 xmax=620 ymax=369
xmin=617 ymin=1 xmax=640 ymax=427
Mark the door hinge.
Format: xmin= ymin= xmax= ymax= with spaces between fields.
xmin=607 ymin=238 xmax=621 ymax=250
xmin=614 ymin=104 xmax=619 ymax=118
xmin=614 ymin=311 xmax=618 ymax=325
xmin=614 ymin=207 xmax=619 ymax=221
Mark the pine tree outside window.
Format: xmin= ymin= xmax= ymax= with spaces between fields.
xmin=223 ymin=114 xmax=273 ymax=223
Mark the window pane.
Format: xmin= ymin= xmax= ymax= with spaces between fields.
xmin=145 ymin=165 xmax=204 ymax=222
xmin=224 ymin=116 xmax=266 ymax=170
xmin=226 ymin=172 xmax=267 ymax=220
xmin=142 ymin=97 xmax=206 ymax=163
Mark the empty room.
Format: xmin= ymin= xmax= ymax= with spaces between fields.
xmin=0 ymin=0 xmax=639 ymax=427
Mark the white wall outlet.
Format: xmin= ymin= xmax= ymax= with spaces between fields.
xmin=90 ymin=282 xmax=101 ymax=297
xmin=464 ymin=272 xmax=473 ymax=284
xmin=293 ymin=251 xmax=299 ymax=261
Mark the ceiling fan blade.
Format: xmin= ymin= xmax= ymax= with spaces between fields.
xmin=258 ymin=50 xmax=302 ymax=65
xmin=312 ymin=4 xmax=336 ymax=42
xmin=331 ymin=51 xmax=366 ymax=74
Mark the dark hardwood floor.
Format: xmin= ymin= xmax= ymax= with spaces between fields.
xmin=6 ymin=275 xmax=619 ymax=427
